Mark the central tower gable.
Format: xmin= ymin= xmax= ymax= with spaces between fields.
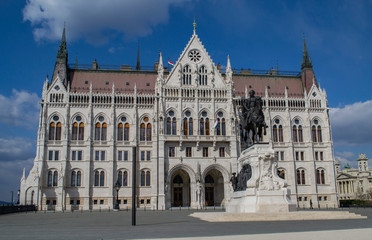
xmin=165 ymin=33 xmax=226 ymax=88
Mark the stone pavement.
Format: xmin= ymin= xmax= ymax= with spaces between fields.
xmin=0 ymin=208 xmax=371 ymax=240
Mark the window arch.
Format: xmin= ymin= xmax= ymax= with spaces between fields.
xmin=72 ymin=115 xmax=84 ymax=141
xmin=140 ymin=117 xmax=152 ymax=141
xmin=199 ymin=111 xmax=210 ymax=135
xmin=183 ymin=110 xmax=193 ymax=135
xmin=49 ymin=115 xmax=62 ymax=140
xmin=166 ymin=111 xmax=177 ymax=135
xmin=141 ymin=170 xmax=151 ymax=186
xmin=215 ymin=111 xmax=226 ymax=136
xmin=117 ymin=116 xmax=130 ymax=141
xmin=198 ymin=66 xmax=208 ymax=85
xmin=48 ymin=170 xmax=58 ymax=187
xmin=272 ymin=119 xmax=283 ymax=142
xmin=296 ymin=169 xmax=306 ymax=185
xmin=94 ymin=170 xmax=105 ymax=186
xmin=312 ymin=119 xmax=322 ymax=143
xmin=71 ymin=170 xmax=82 ymax=187
xmin=182 ymin=65 xmax=192 ymax=85
xmin=118 ymin=170 xmax=128 ymax=186
xmin=316 ymin=168 xmax=325 ymax=184
xmin=95 ymin=116 xmax=107 ymax=141
xmin=292 ymin=119 xmax=303 ymax=143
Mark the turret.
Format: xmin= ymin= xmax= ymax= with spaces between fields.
xmin=301 ymin=36 xmax=316 ymax=93
xmin=357 ymin=154 xmax=369 ymax=172
xmin=52 ymin=25 xmax=68 ymax=87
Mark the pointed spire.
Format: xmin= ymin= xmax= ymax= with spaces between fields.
xmin=301 ymin=34 xmax=312 ymax=69
xmin=245 ymin=86 xmax=248 ymax=98
xmin=226 ymin=55 xmax=233 ymax=80
xmin=112 ymin=81 xmax=115 ymax=94
xmin=276 ymin=60 xmax=280 ymax=75
xmin=193 ymin=19 xmax=197 ymax=35
xmin=57 ymin=23 xmax=68 ymax=62
xmin=22 ymin=168 xmax=26 ymax=180
xmin=136 ymin=41 xmax=141 ymax=70
xmin=157 ymin=51 xmax=164 ymax=79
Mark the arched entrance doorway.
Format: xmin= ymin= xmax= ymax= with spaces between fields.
xmin=204 ymin=169 xmax=224 ymax=206
xmin=171 ymin=170 xmax=191 ymax=207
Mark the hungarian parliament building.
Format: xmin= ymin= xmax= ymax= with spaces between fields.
xmin=20 ymin=26 xmax=338 ymax=211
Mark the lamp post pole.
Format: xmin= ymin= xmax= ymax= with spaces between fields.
xmin=10 ymin=191 xmax=13 ymax=205
xmin=132 ymin=146 xmax=136 ymax=226
xmin=114 ymin=179 xmax=121 ymax=211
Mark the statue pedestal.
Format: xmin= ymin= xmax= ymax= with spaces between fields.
xmin=226 ymin=143 xmax=296 ymax=213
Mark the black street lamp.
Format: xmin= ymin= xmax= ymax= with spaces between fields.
xmin=17 ymin=190 xmax=20 ymax=205
xmin=114 ymin=179 xmax=121 ymax=210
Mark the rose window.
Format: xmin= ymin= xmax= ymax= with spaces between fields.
xmin=188 ymin=50 xmax=201 ymax=63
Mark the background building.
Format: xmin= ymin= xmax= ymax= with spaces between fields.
xmin=20 ymin=26 xmax=338 ymax=211
xmin=336 ymin=154 xmax=372 ymax=201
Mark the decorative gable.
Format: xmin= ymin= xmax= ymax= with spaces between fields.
xmin=165 ymin=32 xmax=226 ymax=88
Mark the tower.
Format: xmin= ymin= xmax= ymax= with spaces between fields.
xmin=301 ymin=36 xmax=316 ymax=93
xmin=52 ymin=24 xmax=68 ymax=87
xmin=357 ymin=154 xmax=369 ymax=172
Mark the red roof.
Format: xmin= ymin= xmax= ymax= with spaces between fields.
xmin=69 ymin=69 xmax=304 ymax=97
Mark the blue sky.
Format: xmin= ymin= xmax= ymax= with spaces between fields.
xmin=0 ymin=0 xmax=371 ymax=201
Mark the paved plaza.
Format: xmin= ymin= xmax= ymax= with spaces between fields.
xmin=0 ymin=208 xmax=371 ymax=240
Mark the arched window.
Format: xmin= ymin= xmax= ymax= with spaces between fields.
xmin=77 ymin=171 xmax=81 ymax=186
xmin=292 ymin=125 xmax=298 ymax=142
xmin=199 ymin=111 xmax=210 ymax=135
xmin=296 ymin=169 xmax=306 ymax=185
xmin=166 ymin=111 xmax=177 ymax=135
xmin=140 ymin=117 xmax=151 ymax=141
xmin=182 ymin=65 xmax=191 ymax=85
xmin=71 ymin=171 xmax=76 ymax=186
xmin=312 ymin=119 xmax=322 ymax=143
xmin=198 ymin=66 xmax=208 ymax=85
xmin=292 ymin=119 xmax=303 ymax=143
xmin=123 ymin=171 xmax=128 ymax=186
xmin=117 ymin=116 xmax=130 ymax=141
xmin=53 ymin=171 xmax=58 ymax=186
xmin=94 ymin=170 xmax=105 ymax=186
xmin=216 ymin=111 xmax=226 ymax=136
xmin=72 ymin=115 xmax=84 ymax=141
xmin=272 ymin=119 xmax=283 ymax=142
xmin=95 ymin=116 xmax=107 ymax=141
xmin=49 ymin=115 xmax=62 ymax=141
xmin=317 ymin=169 xmax=325 ymax=184
xmin=183 ymin=111 xmax=193 ymax=135
xmin=48 ymin=171 xmax=53 ymax=186
xmin=141 ymin=170 xmax=151 ymax=186
xmin=173 ymin=175 xmax=183 ymax=184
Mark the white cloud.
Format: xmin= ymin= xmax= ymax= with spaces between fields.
xmin=23 ymin=0 xmax=190 ymax=44
xmin=0 ymin=137 xmax=35 ymax=162
xmin=0 ymin=89 xmax=40 ymax=129
xmin=330 ymin=100 xmax=372 ymax=146
xmin=335 ymin=151 xmax=357 ymax=169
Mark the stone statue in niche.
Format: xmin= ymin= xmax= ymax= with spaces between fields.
xmin=240 ymin=90 xmax=268 ymax=147
xmin=231 ymin=164 xmax=252 ymax=191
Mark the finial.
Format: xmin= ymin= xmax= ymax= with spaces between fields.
xmin=136 ymin=41 xmax=141 ymax=70
xmin=193 ymin=19 xmax=197 ymax=34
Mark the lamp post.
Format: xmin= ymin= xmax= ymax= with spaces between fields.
xmin=10 ymin=191 xmax=13 ymax=205
xmin=114 ymin=179 xmax=121 ymax=211
xmin=17 ymin=190 xmax=20 ymax=205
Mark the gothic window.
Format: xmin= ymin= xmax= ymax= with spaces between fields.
xmin=49 ymin=116 xmax=62 ymax=140
xmin=199 ymin=111 xmax=210 ymax=135
xmin=140 ymin=117 xmax=152 ymax=141
xmin=182 ymin=65 xmax=192 ymax=85
xmin=95 ymin=116 xmax=107 ymax=141
xmin=216 ymin=111 xmax=226 ymax=136
xmin=198 ymin=66 xmax=208 ymax=85
xmin=316 ymin=169 xmax=325 ymax=184
xmin=94 ymin=170 xmax=105 ymax=186
xmin=71 ymin=171 xmax=76 ymax=186
xmin=292 ymin=119 xmax=303 ymax=143
xmin=296 ymin=169 xmax=306 ymax=185
xmin=118 ymin=170 xmax=128 ymax=187
xmin=53 ymin=171 xmax=58 ymax=186
xmin=71 ymin=170 xmax=82 ymax=187
xmin=183 ymin=111 xmax=193 ymax=135
xmin=72 ymin=115 xmax=84 ymax=141
xmin=77 ymin=171 xmax=81 ymax=186
xmin=166 ymin=111 xmax=177 ymax=135
xmin=188 ymin=49 xmax=201 ymax=63
xmin=272 ymin=119 xmax=283 ymax=142
xmin=117 ymin=116 xmax=130 ymax=141
xmin=48 ymin=171 xmax=53 ymax=186
xmin=141 ymin=170 xmax=151 ymax=186
xmin=312 ymin=119 xmax=322 ymax=143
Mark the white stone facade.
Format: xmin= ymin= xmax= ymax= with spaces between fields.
xmin=20 ymin=30 xmax=338 ymax=211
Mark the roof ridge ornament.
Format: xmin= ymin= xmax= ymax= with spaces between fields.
xmin=193 ymin=19 xmax=197 ymax=35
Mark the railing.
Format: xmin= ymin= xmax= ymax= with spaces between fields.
xmin=0 ymin=205 xmax=36 ymax=215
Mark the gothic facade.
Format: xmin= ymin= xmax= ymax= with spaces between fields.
xmin=20 ymin=27 xmax=338 ymax=211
